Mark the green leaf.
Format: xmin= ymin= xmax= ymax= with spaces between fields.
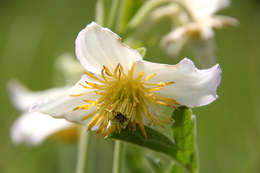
xmin=170 ymin=164 xmax=182 ymax=173
xmin=171 ymin=106 xmax=199 ymax=173
xmin=108 ymin=125 xmax=177 ymax=159
xmin=136 ymin=47 xmax=146 ymax=57
xmin=108 ymin=106 xmax=199 ymax=173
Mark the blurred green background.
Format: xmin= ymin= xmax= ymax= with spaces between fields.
xmin=1 ymin=0 xmax=260 ymax=173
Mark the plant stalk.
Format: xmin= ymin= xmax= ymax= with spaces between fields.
xmin=76 ymin=126 xmax=90 ymax=173
xmin=112 ymin=141 xmax=124 ymax=173
xmin=108 ymin=0 xmax=120 ymax=29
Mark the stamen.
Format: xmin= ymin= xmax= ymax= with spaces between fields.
xmin=137 ymin=111 xmax=147 ymax=138
xmin=81 ymin=111 xmax=97 ymax=121
xmin=83 ymin=100 xmax=96 ymax=103
xmin=137 ymin=72 xmax=145 ymax=81
xmin=156 ymin=96 xmax=178 ymax=104
xmin=129 ymin=63 xmax=136 ymax=77
xmin=85 ymin=71 xmax=105 ymax=83
xmin=95 ymin=91 xmax=105 ymax=95
xmin=113 ymin=64 xmax=120 ymax=76
xmin=151 ymin=104 xmax=173 ymax=121
xmin=88 ymin=113 xmax=102 ymax=130
xmin=85 ymin=81 xmax=104 ymax=89
xmin=144 ymin=81 xmax=175 ymax=87
xmin=70 ymin=94 xmax=84 ymax=97
xmin=103 ymin=65 xmax=112 ymax=76
xmin=73 ymin=103 xmax=96 ymax=110
xmin=104 ymin=125 xmax=115 ymax=137
xmin=141 ymin=73 xmax=156 ymax=82
xmin=147 ymin=86 xmax=164 ymax=92
xmin=79 ymin=83 xmax=91 ymax=89
xmin=142 ymin=103 xmax=165 ymax=128
xmin=72 ymin=63 xmax=177 ymax=137
xmin=96 ymin=115 xmax=105 ymax=125
xmin=119 ymin=64 xmax=125 ymax=76
xmin=101 ymin=68 xmax=109 ymax=82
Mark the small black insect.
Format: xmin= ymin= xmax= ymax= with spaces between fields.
xmin=113 ymin=112 xmax=128 ymax=125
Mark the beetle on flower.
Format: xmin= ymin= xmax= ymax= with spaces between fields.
xmin=33 ymin=22 xmax=222 ymax=137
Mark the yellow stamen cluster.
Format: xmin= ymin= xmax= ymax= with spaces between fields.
xmin=72 ymin=63 xmax=178 ymax=137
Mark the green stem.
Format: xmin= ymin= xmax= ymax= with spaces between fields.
xmin=76 ymin=126 xmax=90 ymax=173
xmin=108 ymin=0 xmax=120 ymax=29
xmin=117 ymin=0 xmax=128 ymax=33
xmin=128 ymin=0 xmax=172 ymax=29
xmin=112 ymin=141 xmax=124 ymax=173
xmin=95 ymin=0 xmax=104 ymax=25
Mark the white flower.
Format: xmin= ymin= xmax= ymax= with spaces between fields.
xmin=158 ymin=0 xmax=238 ymax=54
xmin=33 ymin=22 xmax=222 ymax=137
xmin=8 ymin=80 xmax=76 ymax=146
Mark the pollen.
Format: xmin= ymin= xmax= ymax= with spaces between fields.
xmin=71 ymin=63 xmax=178 ymax=137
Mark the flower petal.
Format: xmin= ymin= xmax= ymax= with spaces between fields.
xmin=151 ymin=4 xmax=181 ymax=21
xmin=161 ymin=26 xmax=188 ymax=55
xmin=32 ymin=75 xmax=99 ymax=124
xmin=11 ymin=112 xmax=74 ymax=145
xmin=161 ymin=26 xmax=188 ymax=47
xmin=184 ymin=0 xmax=230 ymax=19
xmin=75 ymin=22 xmax=142 ymax=74
xmin=210 ymin=16 xmax=239 ymax=29
xmin=7 ymin=80 xmax=69 ymax=111
xmin=135 ymin=58 xmax=221 ymax=107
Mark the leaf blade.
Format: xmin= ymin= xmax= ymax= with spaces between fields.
xmin=108 ymin=125 xmax=177 ymax=159
xmin=171 ymin=106 xmax=199 ymax=173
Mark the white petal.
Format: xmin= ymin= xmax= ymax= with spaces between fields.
xmin=32 ymin=75 xmax=99 ymax=124
xmin=151 ymin=4 xmax=180 ymax=21
xmin=209 ymin=16 xmax=239 ymax=28
xmin=7 ymin=80 xmax=69 ymax=111
xmin=75 ymin=22 xmax=142 ymax=74
xmin=161 ymin=26 xmax=188 ymax=47
xmin=135 ymin=58 xmax=221 ymax=107
xmin=162 ymin=22 xmax=215 ymax=54
xmin=11 ymin=112 xmax=74 ymax=146
xmin=161 ymin=26 xmax=188 ymax=55
xmin=183 ymin=0 xmax=230 ymax=19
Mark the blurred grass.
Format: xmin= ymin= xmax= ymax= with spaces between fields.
xmin=1 ymin=0 xmax=260 ymax=173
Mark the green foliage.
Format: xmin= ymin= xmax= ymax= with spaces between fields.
xmin=117 ymin=0 xmax=146 ymax=33
xmin=99 ymin=0 xmax=145 ymax=33
xmin=171 ymin=106 xmax=198 ymax=173
xmin=109 ymin=106 xmax=199 ymax=173
xmin=108 ymin=125 xmax=177 ymax=158
xmin=128 ymin=0 xmax=171 ymax=29
xmin=136 ymin=47 xmax=147 ymax=57
xmin=170 ymin=164 xmax=182 ymax=173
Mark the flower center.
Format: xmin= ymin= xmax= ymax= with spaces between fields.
xmin=72 ymin=63 xmax=178 ymax=137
